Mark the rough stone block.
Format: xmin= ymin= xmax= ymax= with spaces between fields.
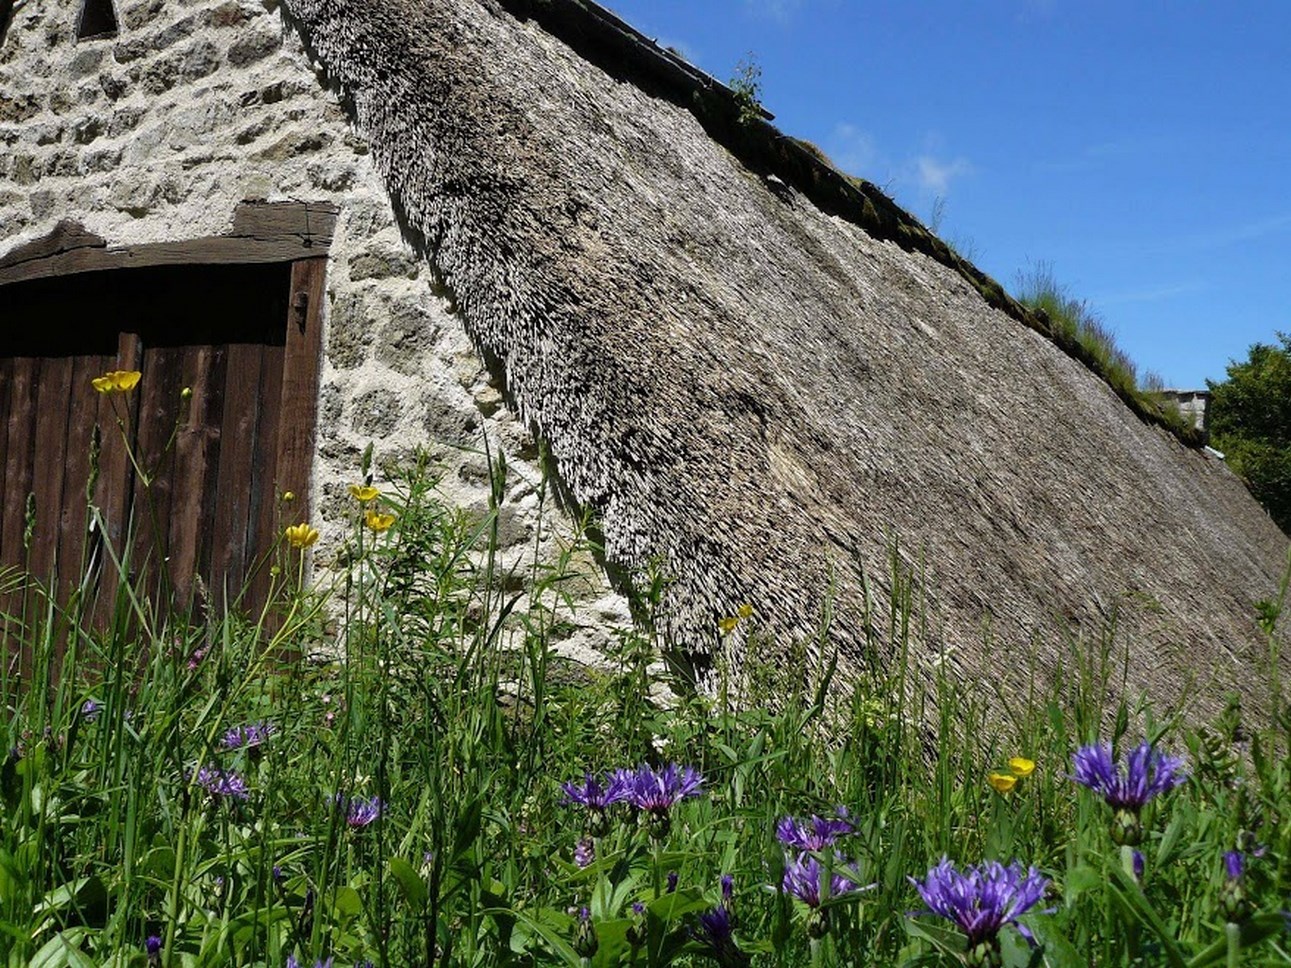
xmin=122 ymin=0 xmax=165 ymax=31
xmin=181 ymin=41 xmax=222 ymax=82
xmin=99 ymin=71 xmax=130 ymax=101
xmin=69 ymin=47 xmax=105 ymax=79
xmin=107 ymin=106 xmax=145 ymax=137
xmin=349 ymin=249 xmax=417 ymax=281
xmin=421 ymin=392 xmax=479 ymax=446
xmin=207 ymin=2 xmax=251 ymax=28
xmin=253 ymin=130 xmax=330 ymax=161
xmin=374 ymin=297 xmax=437 ymax=374
xmin=71 ymin=116 xmax=103 ymax=144
xmin=47 ymin=89 xmax=74 ymax=115
xmin=228 ymin=30 xmax=281 ymax=67
xmin=155 ymin=16 xmax=199 ymax=51
xmin=81 ymin=146 xmax=124 ymax=173
xmin=10 ymin=154 xmax=36 ymax=186
xmin=306 ymin=159 xmax=356 ymax=191
xmin=326 ymin=291 xmax=372 ymax=369
xmin=30 ymin=189 xmax=54 ymax=219
xmin=351 ymin=387 xmax=400 ymax=436
xmin=318 ymin=383 xmax=343 ymax=437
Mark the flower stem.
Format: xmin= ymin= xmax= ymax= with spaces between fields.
xmin=1226 ymin=921 xmax=1242 ymax=968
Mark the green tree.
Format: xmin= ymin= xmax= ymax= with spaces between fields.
xmin=1207 ymin=332 xmax=1291 ymax=534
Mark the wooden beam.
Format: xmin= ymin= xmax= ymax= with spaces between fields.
xmin=275 ymin=257 xmax=327 ymax=525
xmin=0 ymin=202 xmax=339 ymax=287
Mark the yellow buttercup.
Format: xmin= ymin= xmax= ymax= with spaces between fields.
xmin=92 ymin=370 xmax=142 ymax=394
xmin=988 ymin=772 xmax=1018 ymax=795
xmin=348 ymin=484 xmax=381 ymax=502
xmin=284 ymin=523 xmax=320 ymax=549
xmin=364 ymin=510 xmax=396 ymax=532
xmin=1008 ymin=757 xmax=1036 ymax=778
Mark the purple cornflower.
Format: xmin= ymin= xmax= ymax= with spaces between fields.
xmin=194 ymin=766 xmax=249 ymax=801
xmin=1220 ymin=850 xmax=1251 ymax=922
xmin=780 ymin=853 xmax=864 ymax=909
xmin=284 ymin=957 xmax=333 ymax=968
xmin=80 ymin=699 xmax=102 ymax=722
xmin=334 ymin=793 xmax=383 ymax=828
xmin=910 ymin=858 xmax=1049 ymax=962
xmin=1070 ymin=741 xmax=1187 ymax=845
xmin=613 ymin=763 xmax=703 ymax=837
xmin=776 ymin=809 xmax=854 ymax=851
xmin=693 ymin=900 xmax=748 ymax=967
xmin=666 ymin=870 xmax=679 ymax=893
xmin=221 ymin=721 xmax=275 ymax=751
xmin=561 ymin=773 xmax=623 ymax=810
xmin=574 ymin=838 xmax=595 ymax=868
xmin=145 ymin=936 xmax=162 ymax=963
xmin=561 ymin=772 xmax=624 ymax=836
xmin=1224 ymin=851 xmax=1245 ymax=880
xmin=1070 ymin=741 xmax=1188 ymax=810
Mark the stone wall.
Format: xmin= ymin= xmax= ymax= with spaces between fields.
xmin=1157 ymin=389 xmax=1210 ymax=436
xmin=0 ymin=0 xmax=631 ymax=666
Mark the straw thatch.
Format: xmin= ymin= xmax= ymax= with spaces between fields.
xmin=281 ymin=0 xmax=1288 ymax=717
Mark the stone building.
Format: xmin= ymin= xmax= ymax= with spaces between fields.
xmin=0 ymin=0 xmax=1286 ymax=716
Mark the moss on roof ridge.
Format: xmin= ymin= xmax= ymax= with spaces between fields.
xmin=500 ymin=0 xmax=1202 ymax=447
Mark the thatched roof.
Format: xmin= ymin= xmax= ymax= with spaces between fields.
xmin=281 ymin=0 xmax=1288 ymax=716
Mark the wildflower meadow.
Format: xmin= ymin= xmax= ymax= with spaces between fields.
xmin=2 ymin=371 xmax=1291 ymax=966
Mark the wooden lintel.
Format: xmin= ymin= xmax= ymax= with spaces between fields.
xmin=0 ymin=201 xmax=339 ymax=288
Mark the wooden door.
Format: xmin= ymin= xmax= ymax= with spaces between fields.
xmin=0 ymin=258 xmax=323 ymax=636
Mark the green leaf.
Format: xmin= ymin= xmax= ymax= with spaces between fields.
xmin=1018 ymin=915 xmax=1083 ymax=968
xmin=1062 ymin=865 xmax=1102 ymax=904
xmin=903 ymin=915 xmax=966 ymax=958
xmin=27 ymin=929 xmax=96 ymax=968
xmin=388 ymin=857 xmax=428 ymax=909
xmin=500 ymin=909 xmax=583 ymax=967
xmin=1107 ymin=866 xmax=1186 ymax=968
xmin=1187 ymin=913 xmax=1288 ymax=967
xmin=332 ymin=885 xmax=363 ymax=919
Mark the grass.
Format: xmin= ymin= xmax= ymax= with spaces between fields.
xmin=1013 ymin=263 xmax=1195 ymax=437
xmin=3 ymin=419 xmax=1291 ymax=964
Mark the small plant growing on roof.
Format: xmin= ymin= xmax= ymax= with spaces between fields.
xmin=729 ymin=53 xmax=764 ymax=126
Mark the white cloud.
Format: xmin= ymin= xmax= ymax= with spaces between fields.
xmin=826 ymin=122 xmax=877 ymax=176
xmin=744 ymin=0 xmax=805 ymax=22
xmin=915 ymin=155 xmax=972 ymax=196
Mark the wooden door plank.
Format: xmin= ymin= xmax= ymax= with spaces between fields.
xmin=167 ymin=344 xmax=218 ymax=616
xmin=209 ymin=342 xmax=264 ymax=614
xmin=128 ymin=343 xmax=184 ymax=607
xmin=55 ymin=354 xmax=107 ymax=616
xmin=90 ymin=333 xmax=140 ymax=626
xmin=245 ymin=340 xmax=285 ymax=618
xmin=2 ymin=357 xmax=39 ymax=573
xmin=28 ymin=355 xmax=73 ymax=592
xmin=0 ymin=357 xmax=12 ymax=564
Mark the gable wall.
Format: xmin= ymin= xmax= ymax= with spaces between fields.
xmin=0 ymin=0 xmax=628 ymax=662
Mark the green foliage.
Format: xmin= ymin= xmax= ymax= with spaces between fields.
xmin=1014 ymin=262 xmax=1198 ymax=439
xmin=3 ymin=410 xmax=1291 ymax=963
xmin=1207 ymin=333 xmax=1291 ymax=533
xmin=728 ymin=54 xmax=764 ymax=127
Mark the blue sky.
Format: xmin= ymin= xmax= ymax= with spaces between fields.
xmin=603 ymin=1 xmax=1291 ymax=388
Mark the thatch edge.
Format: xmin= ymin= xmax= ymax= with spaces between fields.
xmin=498 ymin=0 xmax=1205 ymax=448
